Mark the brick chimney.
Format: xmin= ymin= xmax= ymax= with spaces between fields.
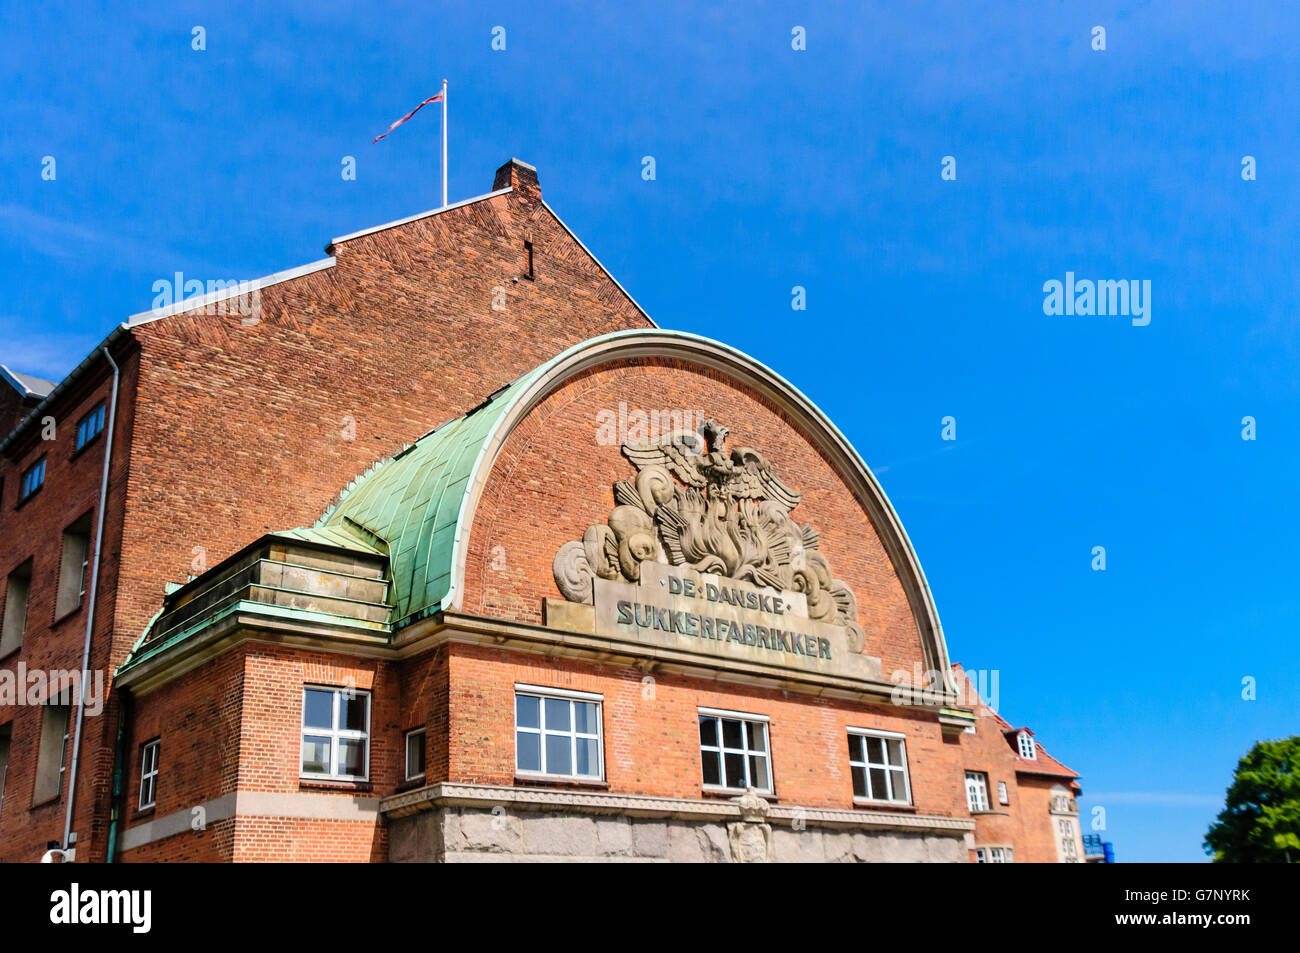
xmin=493 ymin=158 xmax=540 ymax=197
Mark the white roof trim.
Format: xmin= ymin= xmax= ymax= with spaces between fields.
xmin=0 ymin=364 xmax=55 ymax=398
xmin=127 ymin=256 xmax=337 ymax=326
xmin=541 ymin=200 xmax=657 ymax=327
xmin=330 ymin=187 xmax=513 ymax=245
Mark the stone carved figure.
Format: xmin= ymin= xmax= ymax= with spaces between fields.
xmin=553 ymin=419 xmax=868 ymax=652
xmin=727 ymin=787 xmax=773 ymax=863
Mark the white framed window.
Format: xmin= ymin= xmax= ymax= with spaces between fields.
xmin=1017 ymin=731 xmax=1036 ymax=759
xmin=75 ymin=403 xmax=106 ymax=450
xmin=404 ymin=728 xmax=426 ymax=782
xmin=1059 ymin=818 xmax=1079 ymax=862
xmin=698 ymin=708 xmax=772 ymax=793
xmin=139 ymin=739 xmax=160 ymax=810
xmin=300 ymin=686 xmax=370 ymax=781
xmin=975 ymin=846 xmax=1013 ymax=863
xmin=965 ymin=771 xmax=990 ymax=812
xmin=19 ymin=457 xmax=45 ymax=501
xmin=514 ymin=685 xmax=603 ymax=780
xmin=847 ymin=727 xmax=911 ymax=804
xmin=997 ymin=780 xmax=1009 ymax=805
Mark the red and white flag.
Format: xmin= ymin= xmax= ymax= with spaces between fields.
xmin=372 ymin=92 xmax=443 ymax=143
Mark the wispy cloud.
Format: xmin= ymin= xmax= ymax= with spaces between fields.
xmin=0 ymin=204 xmax=240 ymax=277
xmin=872 ymin=441 xmax=970 ymax=476
xmin=0 ymin=315 xmax=98 ymax=381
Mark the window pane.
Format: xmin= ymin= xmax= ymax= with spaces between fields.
xmin=889 ymin=768 xmax=907 ymax=801
xmin=516 ymin=694 xmax=540 ymax=729
xmin=870 ymin=767 xmax=887 ymax=798
xmin=886 ymin=739 xmax=904 ymax=767
xmin=545 ymin=733 xmax=572 ymax=776
xmin=699 ymin=716 xmax=717 ymax=747
xmin=724 ymin=752 xmax=745 ymax=788
xmin=746 ymin=721 xmax=766 ymax=753
xmin=847 ymin=734 xmax=861 ymax=762
xmin=866 ymin=736 xmax=884 ymax=764
xmin=851 ymin=764 xmax=867 ymax=798
xmin=721 ymin=718 xmax=743 ymax=750
xmin=544 ymin=697 xmax=570 ymax=732
xmin=575 ymin=737 xmax=599 ymax=777
xmin=406 ymin=733 xmax=425 ymax=777
xmin=303 ymin=689 xmax=333 ymax=729
xmin=517 ymin=730 xmax=541 ymax=772
xmin=301 ymin=735 xmax=331 ymax=774
xmin=749 ymin=755 xmax=768 ymax=790
xmin=339 ymin=692 xmax=368 ymax=732
xmin=574 ymin=701 xmax=597 ymax=734
xmin=701 ymin=748 xmax=721 ymax=786
xmin=338 ymin=738 xmax=366 ymax=777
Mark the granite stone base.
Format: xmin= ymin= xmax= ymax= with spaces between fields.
xmin=388 ymin=805 xmax=967 ymax=863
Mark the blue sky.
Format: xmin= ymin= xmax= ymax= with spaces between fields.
xmin=3 ymin=1 xmax=1297 ymax=861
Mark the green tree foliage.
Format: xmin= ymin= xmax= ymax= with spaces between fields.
xmin=1204 ymin=736 xmax=1300 ymax=862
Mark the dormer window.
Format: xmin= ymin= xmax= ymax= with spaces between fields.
xmin=1017 ymin=731 xmax=1036 ymax=760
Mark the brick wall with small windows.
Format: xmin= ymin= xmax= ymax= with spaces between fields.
xmin=0 ymin=349 xmax=139 ymax=862
xmin=116 ymin=649 xmax=245 ymax=862
xmin=117 ymin=645 xmax=398 ymax=862
xmin=0 ymin=159 xmax=651 ymax=862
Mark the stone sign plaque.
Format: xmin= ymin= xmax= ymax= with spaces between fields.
xmin=591 ymin=560 xmax=880 ymax=681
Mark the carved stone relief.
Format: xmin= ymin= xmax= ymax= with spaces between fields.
xmin=554 ymin=419 xmax=867 ymax=653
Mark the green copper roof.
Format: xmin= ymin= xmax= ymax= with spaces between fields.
xmin=311 ymin=370 xmax=542 ymax=627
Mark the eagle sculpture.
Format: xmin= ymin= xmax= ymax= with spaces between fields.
xmin=553 ymin=418 xmax=866 ymax=650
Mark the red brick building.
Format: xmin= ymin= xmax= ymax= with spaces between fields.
xmin=0 ymin=159 xmax=1084 ymax=862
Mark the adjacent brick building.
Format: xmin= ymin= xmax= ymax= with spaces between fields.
xmin=0 ymin=159 xmax=1084 ymax=862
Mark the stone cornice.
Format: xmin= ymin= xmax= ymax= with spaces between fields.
xmin=380 ymin=781 xmax=975 ymax=835
xmin=115 ymin=604 xmax=963 ymax=716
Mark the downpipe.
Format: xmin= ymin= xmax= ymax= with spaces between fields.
xmin=60 ymin=345 xmax=120 ymax=857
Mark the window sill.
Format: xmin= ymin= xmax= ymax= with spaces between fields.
xmin=51 ymin=604 xmax=85 ymax=628
xmin=853 ymin=798 xmax=918 ymax=812
xmin=970 ymin=809 xmax=1011 ymax=816
xmin=0 ymin=644 xmax=22 ymax=666
xmin=14 ymin=487 xmax=42 ymax=511
xmin=701 ymin=787 xmax=776 ymax=801
xmin=514 ymin=774 xmax=609 ymax=791
xmin=30 ymin=794 xmax=62 ymax=811
xmin=298 ymin=778 xmax=372 ymax=793
xmin=131 ymin=805 xmax=156 ymax=821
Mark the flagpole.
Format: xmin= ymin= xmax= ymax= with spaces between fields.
xmin=441 ymin=78 xmax=448 ymax=207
